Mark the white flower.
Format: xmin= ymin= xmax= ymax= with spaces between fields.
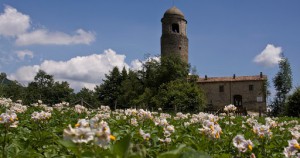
xmin=283 ymin=139 xmax=300 ymax=157
xmin=73 ymin=127 xmax=94 ymax=144
xmin=253 ymin=124 xmax=272 ymax=138
xmin=130 ymin=118 xmax=138 ymax=126
xmin=199 ymin=120 xmax=222 ymax=139
xmin=224 ymin=104 xmax=237 ymax=112
xmin=139 ymin=129 xmax=150 ymax=141
xmin=233 ymin=135 xmax=253 ymax=153
xmin=159 ymin=137 xmax=171 ymax=143
xmin=75 ymin=119 xmax=89 ymax=128
xmin=31 ymin=111 xmax=51 ymax=122
xmin=0 ymin=111 xmax=18 ymax=127
xmin=291 ymin=130 xmax=300 ymax=140
xmin=74 ymin=105 xmax=87 ymax=114
xmin=94 ymin=121 xmax=114 ymax=148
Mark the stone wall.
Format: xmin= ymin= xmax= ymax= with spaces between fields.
xmin=198 ymin=80 xmax=267 ymax=112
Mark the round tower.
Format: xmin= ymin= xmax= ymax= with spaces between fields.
xmin=161 ymin=6 xmax=188 ymax=63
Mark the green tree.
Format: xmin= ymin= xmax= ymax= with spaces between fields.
xmin=153 ymin=80 xmax=206 ymax=112
xmin=271 ymin=57 xmax=292 ymax=116
xmin=2 ymin=81 xmax=24 ymax=101
xmin=24 ymin=70 xmax=54 ymax=104
xmin=118 ymin=70 xmax=143 ymax=108
xmin=159 ymin=55 xmax=190 ymax=84
xmin=72 ymin=87 xmax=99 ymax=108
xmin=285 ymin=87 xmax=300 ymax=117
xmin=25 ymin=70 xmax=73 ymax=105
xmin=95 ymin=67 xmax=123 ymax=108
xmin=51 ymin=81 xmax=74 ymax=104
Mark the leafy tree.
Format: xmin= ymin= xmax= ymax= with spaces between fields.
xmin=72 ymin=87 xmax=100 ymax=108
xmin=0 ymin=78 xmax=25 ymax=101
xmin=95 ymin=54 xmax=203 ymax=112
xmin=159 ymin=55 xmax=190 ymax=84
xmin=51 ymin=81 xmax=74 ymax=104
xmin=118 ymin=70 xmax=143 ymax=108
xmin=25 ymin=70 xmax=73 ymax=105
xmin=133 ymin=87 xmax=154 ymax=110
xmin=152 ymin=80 xmax=206 ymax=112
xmin=138 ymin=57 xmax=161 ymax=89
xmin=271 ymin=57 xmax=292 ymax=116
xmin=285 ymin=87 xmax=300 ymax=117
xmin=95 ymin=67 xmax=123 ymax=108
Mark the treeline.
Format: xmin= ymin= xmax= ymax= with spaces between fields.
xmin=0 ymin=55 xmax=206 ymax=112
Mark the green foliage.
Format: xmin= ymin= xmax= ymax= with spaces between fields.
xmin=285 ymin=87 xmax=300 ymax=117
xmin=24 ymin=70 xmax=74 ymax=105
xmin=95 ymin=55 xmax=204 ymax=112
xmin=72 ymin=87 xmax=100 ymax=108
xmin=153 ymin=80 xmax=206 ymax=112
xmin=0 ymin=72 xmax=25 ymax=101
xmin=2 ymin=101 xmax=299 ymax=157
xmin=95 ymin=67 xmax=124 ymax=108
xmin=118 ymin=70 xmax=144 ymax=108
xmin=271 ymin=57 xmax=293 ymax=116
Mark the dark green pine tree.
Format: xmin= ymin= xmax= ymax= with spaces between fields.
xmin=95 ymin=67 xmax=123 ymax=108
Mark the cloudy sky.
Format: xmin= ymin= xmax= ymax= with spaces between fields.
xmin=0 ymin=1 xmax=299 ymax=97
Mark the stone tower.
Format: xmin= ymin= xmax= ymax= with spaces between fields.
xmin=161 ymin=6 xmax=188 ymax=63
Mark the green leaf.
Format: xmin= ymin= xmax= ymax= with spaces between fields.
xmin=112 ymin=135 xmax=131 ymax=158
xmin=157 ymin=144 xmax=186 ymax=158
xmin=57 ymin=140 xmax=79 ymax=156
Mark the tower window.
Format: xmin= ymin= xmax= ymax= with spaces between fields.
xmin=179 ymin=47 xmax=181 ymax=50
xmin=172 ymin=23 xmax=179 ymax=33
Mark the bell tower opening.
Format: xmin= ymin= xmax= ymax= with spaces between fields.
xmin=172 ymin=23 xmax=179 ymax=33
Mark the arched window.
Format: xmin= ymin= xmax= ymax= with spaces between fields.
xmin=172 ymin=23 xmax=179 ymax=33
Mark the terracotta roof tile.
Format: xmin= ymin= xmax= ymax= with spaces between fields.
xmin=197 ymin=75 xmax=267 ymax=83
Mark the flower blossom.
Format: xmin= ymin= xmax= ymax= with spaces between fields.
xmin=233 ymin=135 xmax=253 ymax=153
xmin=224 ymin=104 xmax=237 ymax=113
xmin=139 ymin=129 xmax=151 ymax=141
xmin=199 ymin=120 xmax=222 ymax=139
xmin=0 ymin=111 xmax=18 ymax=127
xmin=252 ymin=124 xmax=272 ymax=138
xmin=31 ymin=111 xmax=51 ymax=122
xmin=283 ymin=139 xmax=300 ymax=157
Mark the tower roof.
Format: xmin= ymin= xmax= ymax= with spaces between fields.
xmin=163 ymin=6 xmax=185 ymax=18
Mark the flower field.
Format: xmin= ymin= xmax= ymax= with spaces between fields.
xmin=0 ymin=98 xmax=299 ymax=158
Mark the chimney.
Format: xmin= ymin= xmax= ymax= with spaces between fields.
xmin=260 ymin=72 xmax=263 ymax=78
xmin=233 ymin=74 xmax=236 ymax=79
xmin=205 ymin=75 xmax=207 ymax=80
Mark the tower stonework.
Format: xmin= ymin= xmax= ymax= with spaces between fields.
xmin=161 ymin=6 xmax=188 ymax=63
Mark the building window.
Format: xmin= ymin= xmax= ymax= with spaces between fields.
xmin=219 ymin=85 xmax=224 ymax=92
xmin=172 ymin=23 xmax=179 ymax=33
xmin=179 ymin=47 xmax=181 ymax=50
xmin=249 ymin=85 xmax=254 ymax=91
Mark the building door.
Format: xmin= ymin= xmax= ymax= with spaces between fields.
xmin=233 ymin=95 xmax=243 ymax=107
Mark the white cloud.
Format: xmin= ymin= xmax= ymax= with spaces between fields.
xmin=8 ymin=49 xmax=130 ymax=91
xmin=9 ymin=65 xmax=40 ymax=83
xmin=130 ymin=59 xmax=143 ymax=71
xmin=0 ymin=5 xmax=30 ymax=36
xmin=16 ymin=29 xmax=95 ymax=46
xmin=15 ymin=50 xmax=34 ymax=60
xmin=253 ymin=44 xmax=283 ymax=67
xmin=0 ymin=6 xmax=95 ymax=45
xmin=130 ymin=56 xmax=160 ymax=71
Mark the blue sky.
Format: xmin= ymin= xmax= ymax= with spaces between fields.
xmin=0 ymin=1 xmax=299 ymax=99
